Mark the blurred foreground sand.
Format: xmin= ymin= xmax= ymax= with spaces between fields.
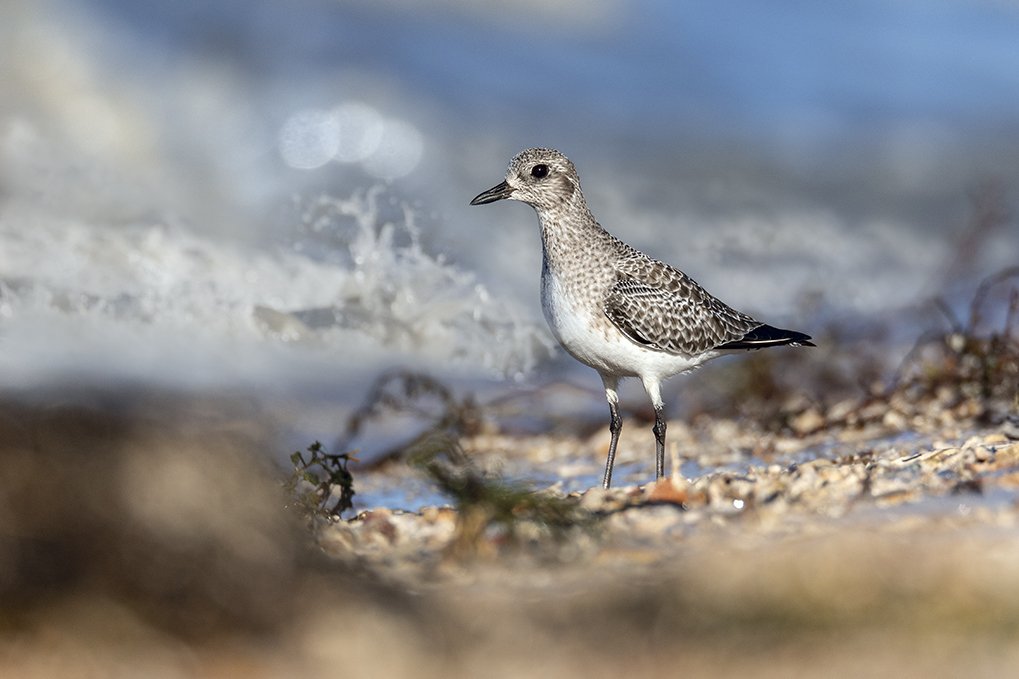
xmin=2 ymin=391 xmax=1019 ymax=678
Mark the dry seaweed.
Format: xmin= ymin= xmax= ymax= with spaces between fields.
xmin=283 ymin=441 xmax=358 ymax=518
xmin=406 ymin=432 xmax=589 ymax=558
xmin=892 ymin=266 xmax=1019 ymax=422
xmin=340 ymin=369 xmax=483 ymax=468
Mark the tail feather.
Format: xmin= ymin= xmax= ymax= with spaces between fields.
xmin=718 ymin=323 xmax=815 ymax=350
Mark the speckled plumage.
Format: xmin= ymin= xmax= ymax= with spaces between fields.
xmin=471 ymin=148 xmax=814 ymax=488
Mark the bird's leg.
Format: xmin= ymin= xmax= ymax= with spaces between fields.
xmin=641 ymin=377 xmax=667 ymax=482
xmin=653 ymin=406 xmax=666 ymax=480
xmin=603 ymin=398 xmax=623 ymax=489
xmin=601 ymin=376 xmax=622 ymax=489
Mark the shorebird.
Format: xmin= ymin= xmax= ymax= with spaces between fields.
xmin=471 ymin=148 xmax=814 ymax=489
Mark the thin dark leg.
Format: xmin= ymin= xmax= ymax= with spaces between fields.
xmin=652 ymin=406 xmax=666 ymax=480
xmin=602 ymin=399 xmax=623 ymax=489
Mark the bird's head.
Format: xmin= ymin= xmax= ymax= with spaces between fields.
xmin=470 ymin=148 xmax=582 ymax=213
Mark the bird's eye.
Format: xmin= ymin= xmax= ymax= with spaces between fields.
xmin=531 ymin=164 xmax=549 ymax=178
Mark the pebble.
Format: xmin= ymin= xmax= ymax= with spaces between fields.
xmin=790 ymin=408 xmax=825 ymax=435
xmin=882 ymin=410 xmax=908 ymax=430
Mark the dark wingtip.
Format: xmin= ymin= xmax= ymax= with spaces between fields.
xmin=719 ymin=324 xmax=815 ymax=350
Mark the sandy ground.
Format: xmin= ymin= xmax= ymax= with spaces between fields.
xmin=2 ymin=386 xmax=1019 ymax=678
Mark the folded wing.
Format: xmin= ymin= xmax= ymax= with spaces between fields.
xmin=603 ymin=264 xmax=814 ymax=356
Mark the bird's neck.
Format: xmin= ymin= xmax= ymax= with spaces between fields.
xmin=536 ymin=198 xmax=614 ymax=277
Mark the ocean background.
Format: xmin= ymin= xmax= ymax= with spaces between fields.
xmin=2 ymin=0 xmax=1018 ymax=502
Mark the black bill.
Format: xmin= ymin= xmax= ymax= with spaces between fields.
xmin=470 ymin=181 xmax=515 ymax=205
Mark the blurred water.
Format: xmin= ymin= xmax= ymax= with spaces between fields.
xmin=2 ymin=0 xmax=1019 ymax=446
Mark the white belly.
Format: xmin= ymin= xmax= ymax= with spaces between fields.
xmin=541 ymin=269 xmax=712 ymax=381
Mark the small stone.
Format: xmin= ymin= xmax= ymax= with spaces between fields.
xmin=579 ymin=487 xmax=609 ymax=511
xmin=319 ymin=526 xmax=355 ymax=555
xmin=997 ymin=443 xmax=1019 ymax=461
xmin=790 ymin=408 xmax=825 ymax=435
xmin=936 ymin=385 xmax=958 ymax=404
xmin=859 ymin=401 xmax=889 ymax=421
xmin=973 ymin=446 xmax=994 ymax=462
xmin=882 ymin=410 xmax=908 ymax=430
xmin=956 ymin=400 xmax=983 ymax=419
xmin=362 ymin=510 xmax=398 ymax=544
xmin=826 ymin=399 xmax=859 ymax=423
xmin=645 ymin=477 xmax=689 ymax=506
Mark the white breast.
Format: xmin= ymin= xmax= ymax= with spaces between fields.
xmin=540 ymin=267 xmax=712 ymax=381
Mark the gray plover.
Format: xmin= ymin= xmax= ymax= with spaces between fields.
xmin=471 ymin=148 xmax=814 ymax=489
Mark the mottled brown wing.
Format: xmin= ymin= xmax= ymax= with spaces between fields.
xmin=604 ymin=275 xmax=761 ymax=356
